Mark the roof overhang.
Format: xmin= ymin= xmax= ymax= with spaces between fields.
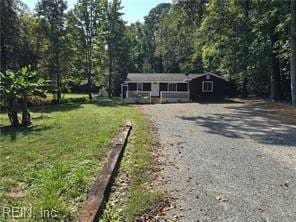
xmin=188 ymin=72 xmax=226 ymax=81
xmin=124 ymin=80 xmax=188 ymax=83
xmin=124 ymin=72 xmax=225 ymax=83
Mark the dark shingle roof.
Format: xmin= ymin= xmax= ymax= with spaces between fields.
xmin=126 ymin=73 xmax=203 ymax=82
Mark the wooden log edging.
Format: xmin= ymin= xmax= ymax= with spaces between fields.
xmin=77 ymin=121 xmax=132 ymax=222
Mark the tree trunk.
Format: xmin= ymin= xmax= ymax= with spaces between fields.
xmin=241 ymin=77 xmax=248 ymax=98
xmin=159 ymin=55 xmax=163 ymax=73
xmin=241 ymin=0 xmax=250 ymax=98
xmin=270 ymin=15 xmax=281 ymax=101
xmin=159 ymin=32 xmax=163 ymax=73
xmin=57 ymin=77 xmax=61 ymax=102
xmin=7 ymin=100 xmax=20 ymax=127
xmin=270 ymin=55 xmax=281 ymax=100
xmin=87 ymin=74 xmax=93 ymax=100
xmin=88 ymin=36 xmax=93 ymax=100
xmin=291 ymin=0 xmax=296 ymax=106
xmin=56 ymin=51 xmax=61 ymax=103
xmin=0 ymin=31 xmax=6 ymax=73
xmin=108 ymin=44 xmax=112 ymax=98
xmin=21 ymin=95 xmax=31 ymax=126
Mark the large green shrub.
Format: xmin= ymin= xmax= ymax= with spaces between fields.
xmin=0 ymin=66 xmax=50 ymax=126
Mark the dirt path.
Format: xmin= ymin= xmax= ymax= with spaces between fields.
xmin=141 ymin=101 xmax=296 ymax=222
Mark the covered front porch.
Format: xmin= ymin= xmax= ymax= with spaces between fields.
xmin=121 ymin=82 xmax=190 ymax=103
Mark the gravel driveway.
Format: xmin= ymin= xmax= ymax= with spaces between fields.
xmin=141 ymin=101 xmax=296 ymax=222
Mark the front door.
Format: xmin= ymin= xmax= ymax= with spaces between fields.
xmin=151 ymin=83 xmax=159 ymax=97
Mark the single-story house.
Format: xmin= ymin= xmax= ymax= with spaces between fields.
xmin=121 ymin=73 xmax=226 ymax=103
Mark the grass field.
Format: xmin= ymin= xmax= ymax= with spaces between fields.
xmin=0 ymin=99 xmax=159 ymax=221
xmin=101 ymin=106 xmax=162 ymax=222
xmin=44 ymin=93 xmax=89 ymax=101
xmin=62 ymin=93 xmax=89 ymax=99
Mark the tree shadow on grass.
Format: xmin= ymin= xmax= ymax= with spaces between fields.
xmin=177 ymin=102 xmax=296 ymax=146
xmin=91 ymin=98 xmax=130 ymax=107
xmin=31 ymin=98 xmax=127 ymax=113
xmin=31 ymin=102 xmax=84 ymax=113
xmin=0 ymin=125 xmax=53 ymax=142
xmin=93 ymin=101 xmax=126 ymax=107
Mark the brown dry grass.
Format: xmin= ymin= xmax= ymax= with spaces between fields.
xmin=233 ymin=98 xmax=296 ymax=125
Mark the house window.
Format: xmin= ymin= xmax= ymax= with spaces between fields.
xmin=168 ymin=83 xmax=177 ymax=91
xmin=160 ymin=83 xmax=168 ymax=91
xmin=202 ymin=81 xmax=213 ymax=92
xmin=143 ymin=83 xmax=151 ymax=91
xmin=177 ymin=83 xmax=188 ymax=92
xmin=137 ymin=83 xmax=143 ymax=91
xmin=128 ymin=83 xmax=137 ymax=91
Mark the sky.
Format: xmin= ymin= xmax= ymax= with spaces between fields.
xmin=22 ymin=0 xmax=171 ymax=23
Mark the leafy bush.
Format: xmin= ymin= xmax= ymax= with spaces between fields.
xmin=0 ymin=66 xmax=50 ymax=126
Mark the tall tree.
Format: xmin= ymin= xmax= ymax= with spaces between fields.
xmin=240 ymin=0 xmax=251 ymax=98
xmin=126 ymin=22 xmax=146 ymax=72
xmin=197 ymin=1 xmax=240 ymax=76
xmin=144 ymin=3 xmax=171 ymax=72
xmin=104 ymin=0 xmax=127 ymax=97
xmin=291 ymin=0 xmax=296 ymax=106
xmin=36 ymin=0 xmax=67 ymax=102
xmin=270 ymin=14 xmax=281 ymax=101
xmin=1 ymin=0 xmax=38 ymax=73
xmin=254 ymin=0 xmax=289 ymax=100
xmin=156 ymin=0 xmax=206 ymax=73
xmin=0 ymin=0 xmax=32 ymax=72
xmin=68 ymin=0 xmax=104 ymax=100
xmin=1 ymin=0 xmax=19 ymax=72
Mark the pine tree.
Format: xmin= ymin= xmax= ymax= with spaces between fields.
xmin=36 ymin=0 xmax=67 ymax=102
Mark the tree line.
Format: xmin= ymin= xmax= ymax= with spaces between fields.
xmin=1 ymin=0 xmax=296 ymax=111
xmin=1 ymin=0 xmax=127 ymax=102
xmin=127 ymin=0 xmax=295 ymax=104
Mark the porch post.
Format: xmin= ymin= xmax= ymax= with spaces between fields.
xmin=187 ymin=82 xmax=190 ymax=100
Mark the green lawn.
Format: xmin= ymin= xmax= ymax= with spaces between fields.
xmin=0 ymin=99 xmax=159 ymax=221
xmin=43 ymin=93 xmax=89 ymax=101
xmin=62 ymin=93 xmax=89 ymax=99
xmin=101 ymin=105 xmax=162 ymax=222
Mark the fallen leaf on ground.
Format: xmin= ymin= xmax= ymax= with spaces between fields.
xmin=186 ymin=177 xmax=193 ymax=182
xmin=280 ymin=181 xmax=289 ymax=187
xmin=215 ymin=195 xmax=229 ymax=202
xmin=177 ymin=141 xmax=186 ymax=146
